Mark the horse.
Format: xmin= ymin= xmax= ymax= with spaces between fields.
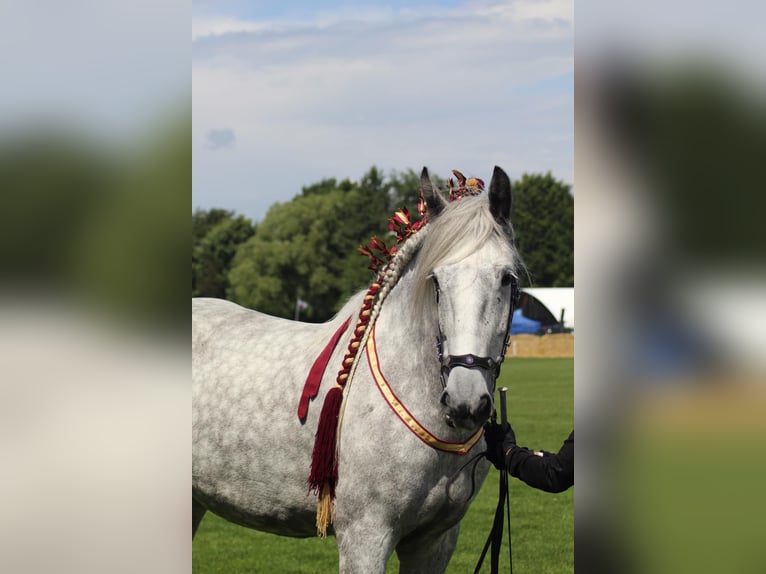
xmin=192 ymin=166 xmax=522 ymax=573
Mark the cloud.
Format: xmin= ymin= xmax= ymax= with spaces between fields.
xmin=192 ymin=17 xmax=272 ymax=40
xmin=205 ymin=128 xmax=236 ymax=150
xmin=193 ymin=0 xmax=573 ymax=222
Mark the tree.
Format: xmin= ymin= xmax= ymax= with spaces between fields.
xmin=196 ymin=166 xmax=572 ymax=320
xmin=301 ymin=178 xmax=342 ymax=197
xmin=227 ymin=167 xmax=396 ymax=321
xmin=192 ymin=210 xmax=254 ymax=297
xmin=193 ymin=208 xmax=233 ymax=245
xmin=387 ymin=168 xmax=446 ymax=215
xmin=511 ymin=172 xmax=573 ymax=287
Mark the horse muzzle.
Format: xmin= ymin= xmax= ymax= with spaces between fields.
xmin=438 ymin=353 xmax=497 ymax=430
xmin=440 ymin=389 xmax=492 ymax=431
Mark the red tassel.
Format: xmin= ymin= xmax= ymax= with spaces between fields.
xmin=308 ymin=385 xmax=344 ymax=498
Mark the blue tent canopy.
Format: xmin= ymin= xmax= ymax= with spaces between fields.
xmin=509 ymin=308 xmax=541 ymax=335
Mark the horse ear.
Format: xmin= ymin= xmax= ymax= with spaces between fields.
xmin=489 ymin=166 xmax=512 ymax=226
xmin=420 ymin=167 xmax=447 ymax=217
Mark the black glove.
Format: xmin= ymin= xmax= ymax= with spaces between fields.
xmin=483 ymin=421 xmax=517 ymax=470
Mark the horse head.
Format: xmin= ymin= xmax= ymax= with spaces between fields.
xmin=419 ymin=166 xmax=519 ymax=432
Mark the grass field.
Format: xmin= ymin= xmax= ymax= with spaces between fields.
xmin=193 ymin=358 xmax=573 ymax=573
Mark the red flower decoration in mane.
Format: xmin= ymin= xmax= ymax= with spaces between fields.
xmin=358 ymin=168 xmax=482 ymax=274
xmin=357 ymin=236 xmax=392 ymax=273
xmin=358 ymin=206 xmax=427 ymax=273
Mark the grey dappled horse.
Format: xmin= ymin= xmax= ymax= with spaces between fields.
xmin=193 ymin=167 xmax=521 ymax=573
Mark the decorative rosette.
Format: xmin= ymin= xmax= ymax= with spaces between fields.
xmin=447 ymin=169 xmax=484 ymax=201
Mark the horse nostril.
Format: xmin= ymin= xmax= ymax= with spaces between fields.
xmin=440 ymin=391 xmax=450 ymax=407
xmin=476 ymin=393 xmax=492 ymax=420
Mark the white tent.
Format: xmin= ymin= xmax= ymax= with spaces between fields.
xmin=521 ymin=287 xmax=575 ymax=330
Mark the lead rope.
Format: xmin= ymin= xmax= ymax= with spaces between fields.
xmin=474 ymin=392 xmax=513 ymax=574
xmin=473 ymin=464 xmax=512 ymax=574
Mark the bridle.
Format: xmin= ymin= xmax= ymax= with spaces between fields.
xmin=434 ymin=274 xmax=521 ymax=390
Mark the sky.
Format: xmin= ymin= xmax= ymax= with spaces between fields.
xmin=193 ymin=0 xmax=573 ymax=223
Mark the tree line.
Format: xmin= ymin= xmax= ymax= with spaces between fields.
xmin=192 ymin=166 xmax=573 ymax=322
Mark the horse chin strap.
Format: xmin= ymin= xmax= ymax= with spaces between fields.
xmin=436 ymin=276 xmax=520 ymax=391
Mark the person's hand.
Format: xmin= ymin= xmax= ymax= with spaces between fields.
xmin=483 ymin=421 xmax=517 ymax=470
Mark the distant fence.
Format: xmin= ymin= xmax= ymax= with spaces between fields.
xmin=507 ymin=334 xmax=574 ymax=358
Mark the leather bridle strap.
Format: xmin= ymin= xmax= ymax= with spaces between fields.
xmin=441 ymin=354 xmax=500 ymax=384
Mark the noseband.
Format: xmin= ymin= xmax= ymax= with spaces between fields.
xmin=435 ymin=275 xmax=520 ymax=389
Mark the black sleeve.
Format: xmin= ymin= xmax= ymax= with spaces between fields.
xmin=506 ymin=430 xmax=574 ymax=493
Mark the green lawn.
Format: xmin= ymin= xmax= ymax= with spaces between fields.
xmin=193 ymin=358 xmax=573 ymax=573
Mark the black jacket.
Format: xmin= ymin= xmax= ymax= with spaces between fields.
xmin=507 ymin=430 xmax=574 ymax=493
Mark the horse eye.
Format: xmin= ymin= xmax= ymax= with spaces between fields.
xmin=501 ymin=273 xmax=513 ymax=287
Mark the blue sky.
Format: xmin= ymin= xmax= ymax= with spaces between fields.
xmin=193 ymin=0 xmax=573 ymax=222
